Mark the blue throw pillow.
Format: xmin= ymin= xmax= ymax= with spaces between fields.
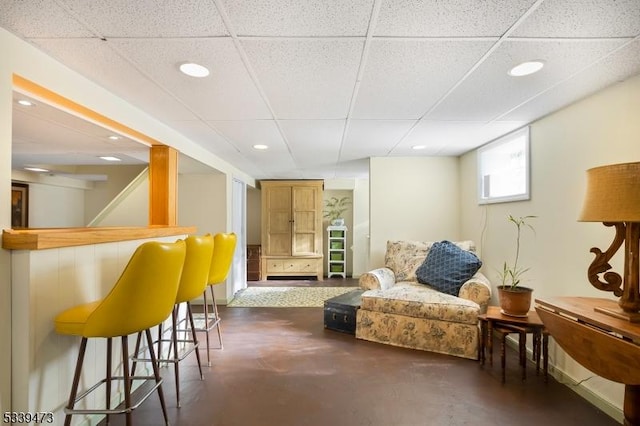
xmin=415 ymin=241 xmax=482 ymax=296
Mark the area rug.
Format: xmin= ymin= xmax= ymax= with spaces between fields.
xmin=226 ymin=286 xmax=360 ymax=308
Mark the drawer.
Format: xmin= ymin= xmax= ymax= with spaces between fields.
xmin=285 ymin=259 xmax=319 ymax=272
xmin=266 ymin=260 xmax=284 ymax=273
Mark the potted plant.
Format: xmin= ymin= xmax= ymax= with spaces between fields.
xmin=497 ymin=214 xmax=536 ymax=317
xmin=323 ymin=196 xmax=351 ymax=226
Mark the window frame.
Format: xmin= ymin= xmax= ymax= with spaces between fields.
xmin=477 ymin=127 xmax=531 ymax=205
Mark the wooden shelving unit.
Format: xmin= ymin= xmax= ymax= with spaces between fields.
xmin=327 ymin=225 xmax=347 ymax=278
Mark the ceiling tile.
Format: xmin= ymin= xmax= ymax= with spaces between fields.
xmin=249 ymin=154 xmax=301 ymax=179
xmin=279 ymin=120 xmax=345 ymax=167
xmin=352 ymin=39 xmax=495 ymax=119
xmin=111 ymin=38 xmax=273 ymax=120
xmin=212 ymin=120 xmax=287 ymax=153
xmin=62 ymin=0 xmax=228 ymax=37
xmin=241 ymin=39 xmax=363 ymax=119
xmin=375 ymin=0 xmax=538 ymax=37
xmin=333 ymin=158 xmax=370 ymax=179
xmin=341 ymin=119 xmax=416 ymax=161
xmin=429 ymin=39 xmax=627 ymax=121
xmin=5 ymin=0 xmax=640 ymax=180
xmin=168 ymin=120 xmax=236 ymax=156
xmin=513 ymin=0 xmax=640 ymax=38
xmin=398 ymin=120 xmax=527 ymax=155
xmin=173 ymin=120 xmax=291 ymax=179
xmin=223 ymin=0 xmax=374 ymax=36
xmin=33 ymin=38 xmax=199 ymax=122
xmin=503 ymin=39 xmax=640 ymax=121
xmin=0 ymin=0 xmax=93 ymax=37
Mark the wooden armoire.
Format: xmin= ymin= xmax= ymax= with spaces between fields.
xmin=260 ymin=180 xmax=324 ymax=280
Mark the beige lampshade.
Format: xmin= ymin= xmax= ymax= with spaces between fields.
xmin=579 ymin=162 xmax=640 ymax=222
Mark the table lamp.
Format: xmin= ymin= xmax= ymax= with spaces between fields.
xmin=579 ymin=161 xmax=640 ymax=322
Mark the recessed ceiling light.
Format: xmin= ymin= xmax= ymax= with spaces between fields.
xmin=412 ymin=145 xmax=427 ymax=150
xmin=108 ymin=135 xmax=120 ymax=140
xmin=24 ymin=166 xmax=49 ymax=172
xmin=179 ymin=62 xmax=210 ymax=78
xmin=18 ymin=99 xmax=34 ymax=107
xmin=99 ymin=156 xmax=121 ymax=162
xmin=508 ymin=60 xmax=545 ymax=77
xmin=253 ymin=144 xmax=269 ymax=150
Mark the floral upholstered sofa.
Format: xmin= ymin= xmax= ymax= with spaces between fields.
xmin=355 ymin=240 xmax=491 ymax=360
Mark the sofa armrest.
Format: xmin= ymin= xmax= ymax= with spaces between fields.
xmin=359 ymin=267 xmax=396 ymax=290
xmin=458 ymin=272 xmax=492 ymax=314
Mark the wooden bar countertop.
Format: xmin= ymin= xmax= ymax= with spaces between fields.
xmin=2 ymin=226 xmax=197 ymax=250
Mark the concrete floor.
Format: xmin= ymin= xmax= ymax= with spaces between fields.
xmin=96 ymin=285 xmax=617 ymax=425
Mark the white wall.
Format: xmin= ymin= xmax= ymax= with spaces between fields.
xmin=369 ymin=156 xmax=460 ymax=269
xmin=82 ymin=165 xmax=147 ymax=222
xmin=0 ymin=37 xmax=12 ymax=414
xmin=460 ymin=73 xmax=640 ymax=420
xmin=178 ymin=173 xmax=230 ymax=302
xmin=93 ymin=176 xmax=149 ymax=227
xmin=246 ymin=187 xmax=261 ymax=245
xmin=351 ymin=178 xmax=370 ymax=277
xmin=28 ymin=183 xmax=85 ymax=227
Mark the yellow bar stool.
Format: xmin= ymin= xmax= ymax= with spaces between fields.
xmin=133 ymin=234 xmax=213 ymax=408
xmin=201 ymin=232 xmax=237 ymax=365
xmin=54 ymin=240 xmax=186 ymax=426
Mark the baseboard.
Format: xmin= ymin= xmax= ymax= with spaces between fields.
xmin=550 ymin=367 xmax=623 ymax=423
xmin=504 ymin=336 xmax=623 ymax=423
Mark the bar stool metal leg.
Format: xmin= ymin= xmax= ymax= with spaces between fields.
xmin=146 ymin=328 xmax=170 ymax=425
xmin=202 ymin=290 xmax=212 ymax=367
xmin=199 ymin=232 xmax=236 ymax=365
xmin=187 ymin=302 xmax=205 ymax=380
xmin=64 ymin=338 xmax=87 ymax=426
xmin=209 ymin=285 xmax=223 ymax=350
xmin=106 ymin=338 xmax=112 ymax=425
xmin=121 ymin=335 xmax=133 ymax=426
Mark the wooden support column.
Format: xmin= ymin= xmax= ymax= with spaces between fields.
xmin=149 ymin=146 xmax=178 ymax=226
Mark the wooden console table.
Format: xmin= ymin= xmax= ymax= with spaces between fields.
xmin=536 ymin=297 xmax=640 ymax=426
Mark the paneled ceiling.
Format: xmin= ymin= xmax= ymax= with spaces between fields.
xmin=3 ymin=0 xmax=640 ymax=180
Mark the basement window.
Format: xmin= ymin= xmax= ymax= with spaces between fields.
xmin=477 ymin=127 xmax=530 ymax=204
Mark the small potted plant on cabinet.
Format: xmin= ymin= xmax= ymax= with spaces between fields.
xmin=323 ymin=196 xmax=351 ymax=226
xmin=497 ymin=214 xmax=537 ymax=317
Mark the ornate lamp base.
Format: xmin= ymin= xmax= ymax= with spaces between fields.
xmin=587 ymin=222 xmax=640 ymax=322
